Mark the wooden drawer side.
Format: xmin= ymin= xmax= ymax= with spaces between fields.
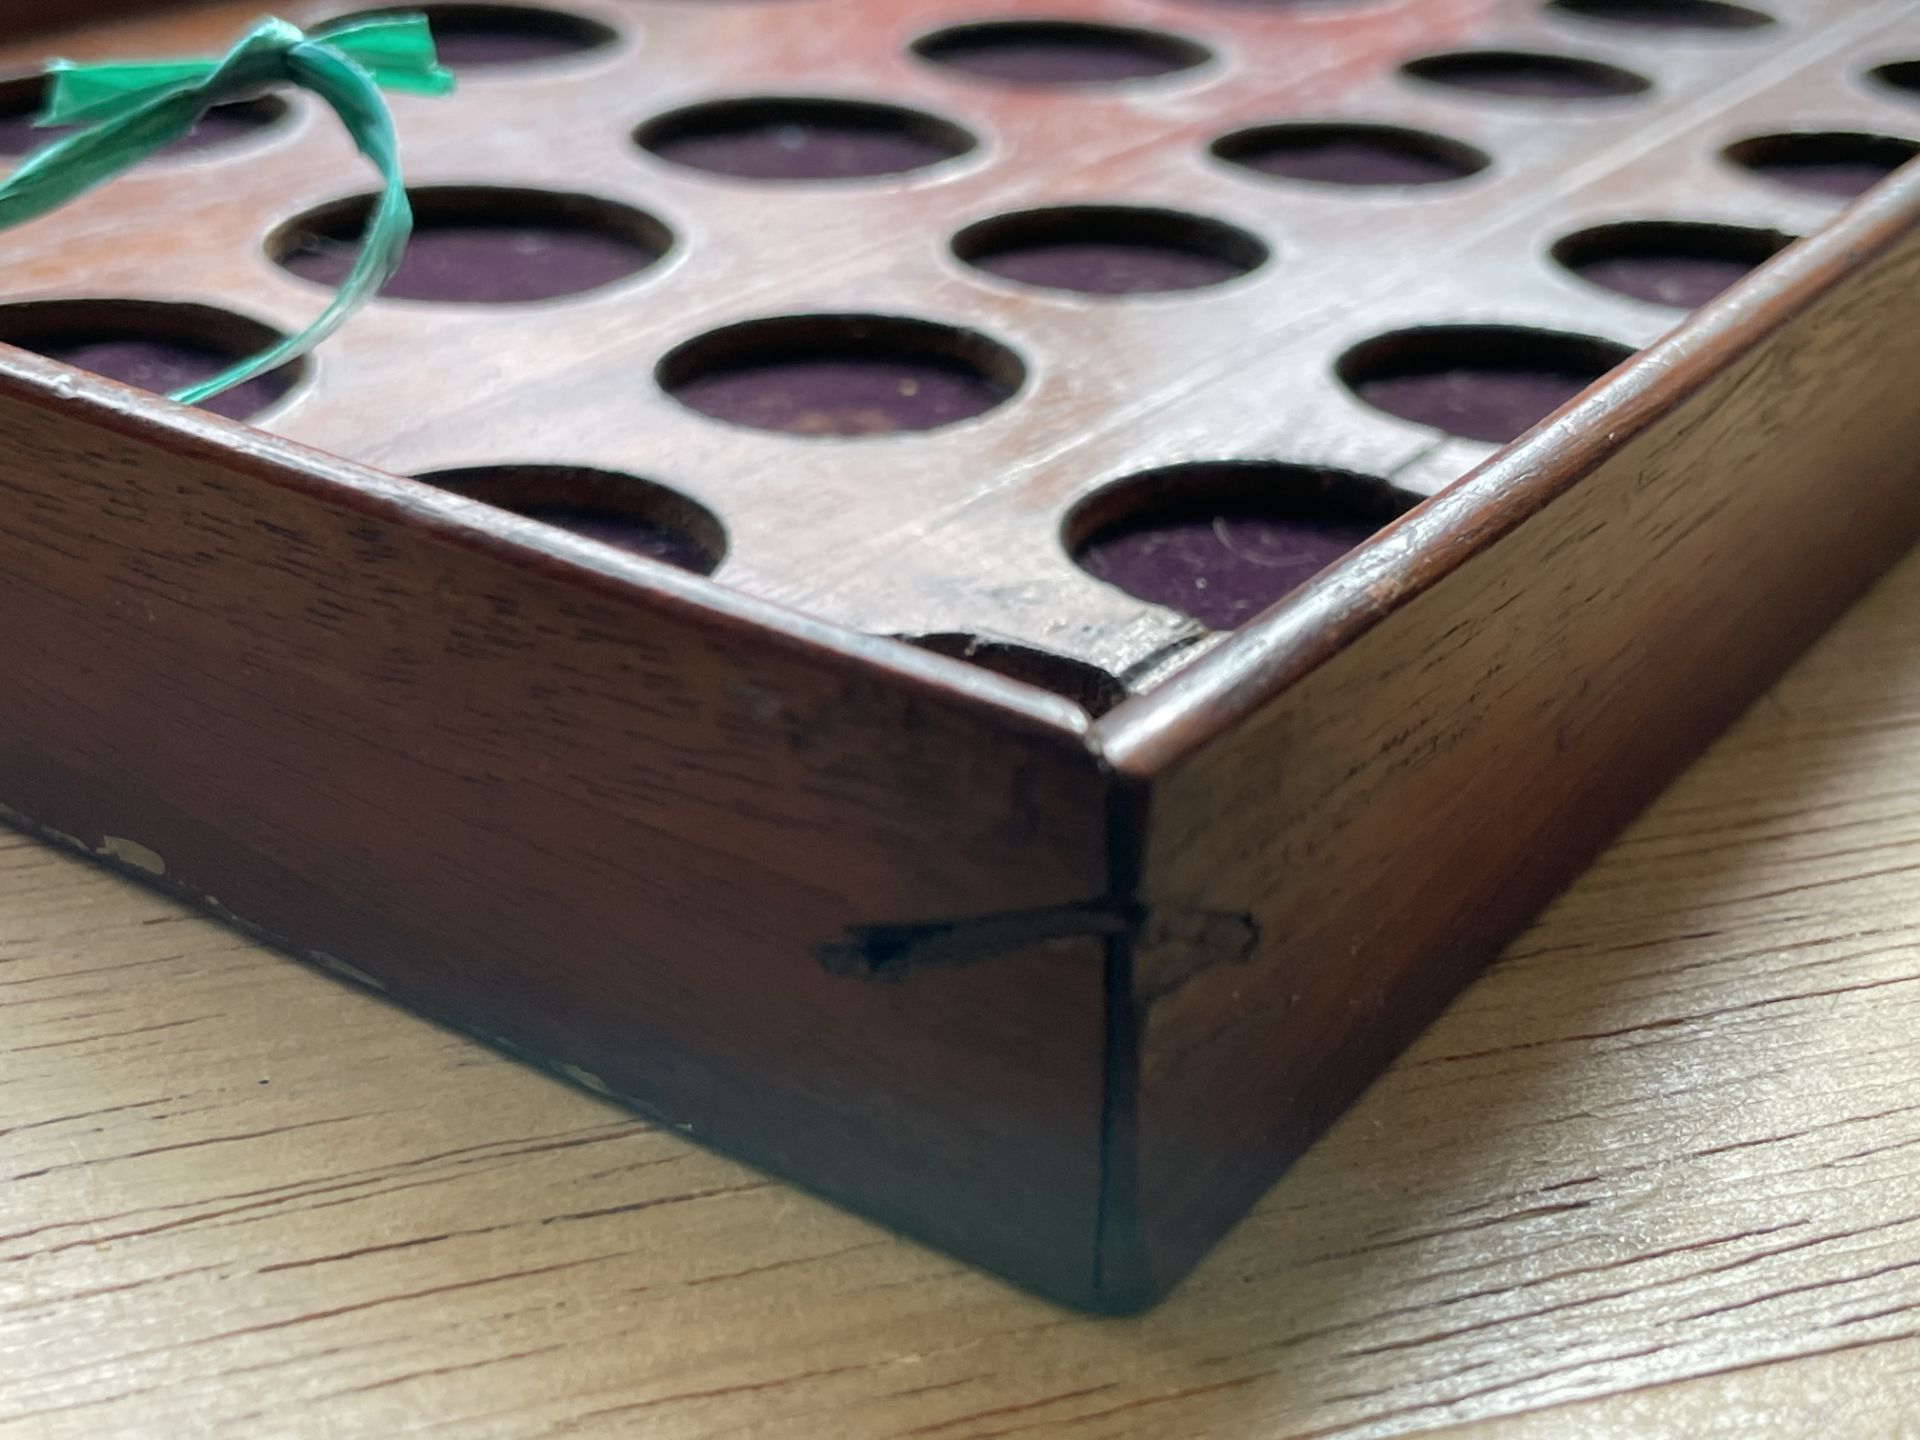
xmin=1101 ymin=196 xmax=1920 ymax=1302
xmin=0 ymin=382 xmax=1119 ymax=1304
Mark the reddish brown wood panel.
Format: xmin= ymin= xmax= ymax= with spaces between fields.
xmin=11 ymin=574 xmax=1920 ymax=1432
xmin=17 ymin=0 xmax=1910 ymax=687
xmin=0 ymin=360 xmax=1120 ymax=1304
xmin=1101 ymin=175 xmax=1920 ymax=1300
xmin=5 ymin=0 xmax=1920 ymax=1311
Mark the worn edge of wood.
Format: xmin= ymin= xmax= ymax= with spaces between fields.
xmin=1093 ymin=166 xmax=1920 ymax=776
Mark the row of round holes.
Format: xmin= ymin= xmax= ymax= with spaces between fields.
xmin=0 ymin=199 xmax=1776 ymax=433
xmin=0 ymin=301 xmax=1385 ymax=705
xmin=0 ymin=285 xmax=1427 ymax=693
xmin=271 ymin=184 xmax=1808 ymax=308
xmin=0 ymin=0 xmax=1901 ymax=336
xmin=446 ymin=0 xmax=1900 ymax=703
xmin=299 ymin=0 xmax=1887 ymax=690
xmin=0 ymin=168 xmax=1901 ymax=644
xmin=1 ymin=19 xmax=1881 ymax=424
xmin=1 ymin=0 xmax=1913 ymax=700
xmin=290 ymin=0 xmax=1900 ymax=106
xmin=12 ymin=0 xmax=1917 ymax=172
xmin=0 ymin=293 xmax=1639 ymax=635
xmin=0 ymin=46 xmax=1893 ymax=401
xmin=281 ymin=1 xmax=1796 ymax=81
xmin=13 ymin=69 xmax=1912 ymax=200
xmin=416 ymin=457 xmax=1424 ymax=716
xmin=6 ymin=2 xmax=1912 ymax=260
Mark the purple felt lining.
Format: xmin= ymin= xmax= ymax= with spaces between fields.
xmin=1554 ymin=224 xmax=1784 ymax=310
xmin=1549 ymin=0 xmax=1774 ymax=29
xmin=915 ymin=25 xmax=1202 ymax=84
xmin=670 ymin=357 xmax=1011 ymax=435
xmin=1572 ymin=253 xmax=1758 ymax=308
xmin=1073 ymin=464 xmax=1411 ymax=630
xmin=1739 ymin=159 xmax=1905 ymax=198
xmin=1222 ymin=128 xmax=1482 ymax=186
xmin=1342 ymin=327 xmax=1632 ymax=444
xmin=280 ymin=222 xmax=661 ymax=303
xmin=0 ymin=99 xmax=278 ymax=159
xmin=972 ymin=241 xmax=1245 ymax=294
xmin=22 ymin=336 xmax=293 ymax=421
xmin=646 ymin=114 xmax=966 ymax=181
xmin=1081 ymin=512 xmax=1384 ymax=630
xmin=1405 ymin=51 xmax=1651 ymax=100
xmin=1355 ymin=369 xmax=1597 ymax=445
xmin=1726 ymin=133 xmax=1920 ymax=198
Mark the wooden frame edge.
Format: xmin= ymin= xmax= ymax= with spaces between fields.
xmin=1093 ymin=166 xmax=1920 ymax=781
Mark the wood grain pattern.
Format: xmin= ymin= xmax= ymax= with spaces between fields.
xmin=8 ymin=543 xmax=1920 ymax=1436
xmin=1 ymin=0 xmax=1909 ymax=677
xmin=5 ymin=0 xmax=1920 ymax=1312
xmin=1099 ymin=168 xmax=1920 ymax=1300
xmin=0 ymin=353 xmax=1117 ymax=1302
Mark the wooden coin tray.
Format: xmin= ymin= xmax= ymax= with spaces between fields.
xmin=4 ymin=0 xmax=1919 ymax=1310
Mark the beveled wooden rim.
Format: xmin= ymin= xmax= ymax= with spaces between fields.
xmin=1091 ymin=163 xmax=1920 ymax=775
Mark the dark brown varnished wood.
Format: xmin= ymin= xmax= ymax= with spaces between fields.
xmin=1097 ymin=174 xmax=1920 ymax=1300
xmin=2 ymin=0 xmax=1919 ymax=1311
xmin=0 ymin=354 xmax=1119 ymax=1304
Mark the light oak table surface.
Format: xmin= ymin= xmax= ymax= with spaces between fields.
xmin=6 ymin=554 xmax=1920 ymax=1439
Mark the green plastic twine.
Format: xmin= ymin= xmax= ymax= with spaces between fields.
xmin=0 ymin=15 xmax=454 ymax=407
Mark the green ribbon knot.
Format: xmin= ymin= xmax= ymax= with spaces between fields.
xmin=0 ymin=15 xmax=454 ymax=406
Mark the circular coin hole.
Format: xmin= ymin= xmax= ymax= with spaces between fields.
xmin=1546 ymin=0 xmax=1774 ymax=30
xmin=953 ymin=206 xmax=1267 ymax=295
xmin=1723 ymin=131 xmax=1920 ymax=198
xmin=660 ymin=315 xmax=1024 ymax=437
xmin=0 ymin=75 xmax=286 ymax=158
xmin=1869 ymin=62 xmax=1920 ymax=99
xmin=1067 ymin=462 xmax=1414 ymax=630
xmin=1403 ymin=50 xmax=1652 ymax=101
xmin=637 ymin=97 xmax=976 ymax=181
xmin=0 ymin=299 xmax=301 ymax=421
xmin=326 ymin=5 xmax=617 ymax=67
xmin=274 ymin=187 xmax=671 ymax=303
xmin=1338 ymin=326 xmax=1635 ymax=444
xmin=901 ymin=634 xmax=1127 ymax=714
xmin=1212 ymin=121 xmax=1491 ymax=187
xmin=911 ymin=20 xmax=1210 ymax=86
xmin=1552 ymin=221 xmax=1791 ymax=308
xmin=414 ymin=465 xmax=724 ymax=572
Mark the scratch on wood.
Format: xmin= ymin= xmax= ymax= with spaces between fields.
xmin=819 ymin=901 xmax=1258 ymax=982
